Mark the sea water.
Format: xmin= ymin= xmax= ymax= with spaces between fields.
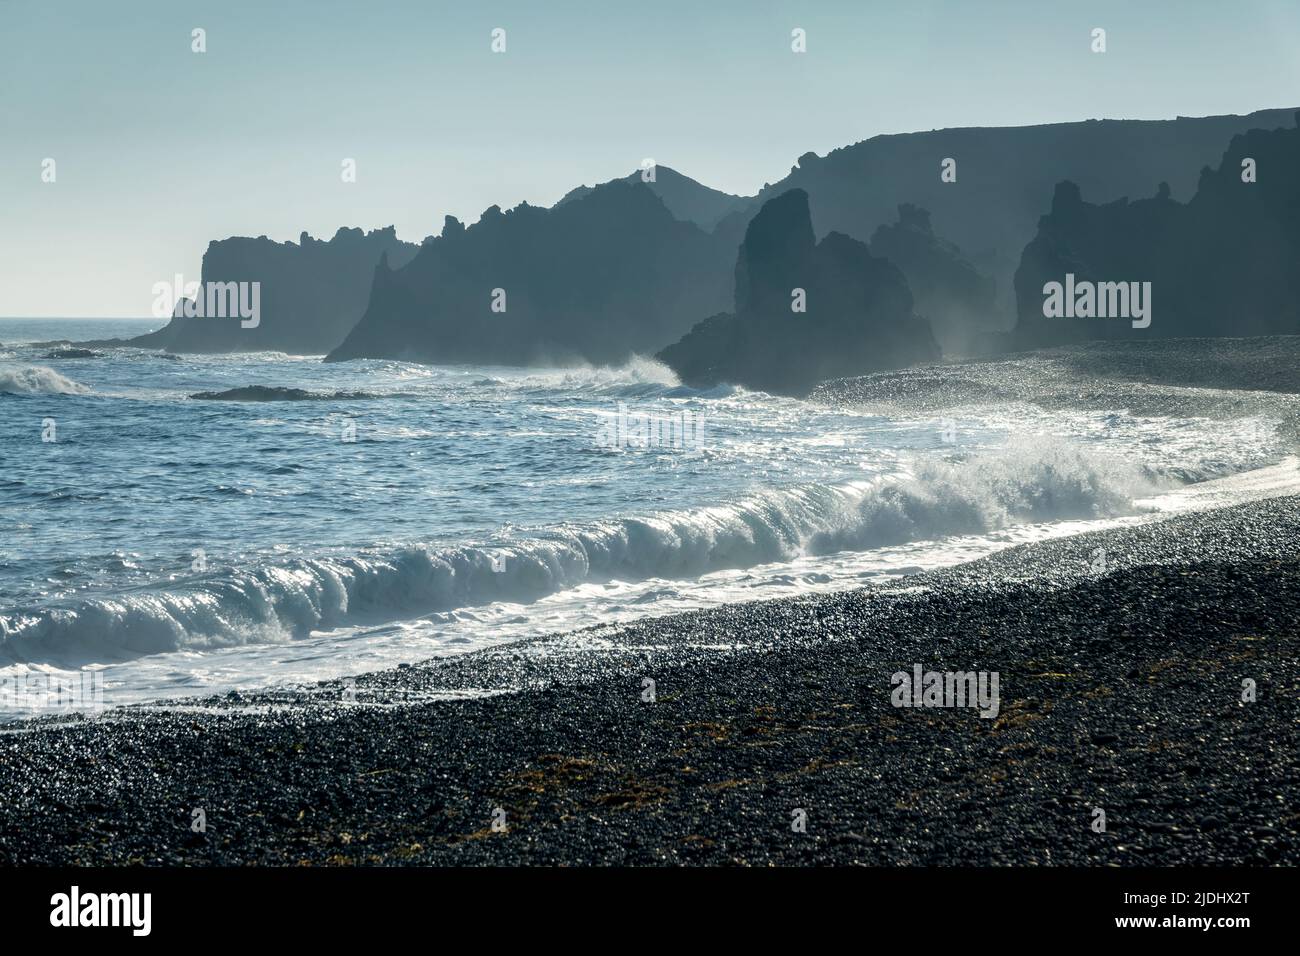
xmin=0 ymin=318 xmax=1293 ymax=718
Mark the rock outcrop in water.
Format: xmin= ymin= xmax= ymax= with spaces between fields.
xmin=1012 ymin=112 xmax=1300 ymax=346
xmin=867 ymin=204 xmax=996 ymax=356
xmin=325 ymin=181 xmax=736 ymax=365
xmin=130 ymin=227 xmax=420 ymax=355
xmin=656 ymin=189 xmax=939 ymax=395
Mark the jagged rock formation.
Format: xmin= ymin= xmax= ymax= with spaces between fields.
xmin=656 ymin=190 xmax=939 ymax=396
xmin=131 ymin=227 xmax=420 ymax=355
xmin=738 ymin=108 xmax=1296 ymax=326
xmin=868 ymin=204 xmax=996 ymax=355
xmin=325 ymin=181 xmax=735 ymax=365
xmin=1012 ymin=112 xmax=1300 ymax=346
xmin=124 ymin=109 xmax=1297 ymax=362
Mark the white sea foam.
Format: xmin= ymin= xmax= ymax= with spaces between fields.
xmin=0 ymin=364 xmax=89 ymax=395
xmin=2 ymin=322 xmax=1296 ymax=717
xmin=0 ymin=437 xmax=1156 ymax=667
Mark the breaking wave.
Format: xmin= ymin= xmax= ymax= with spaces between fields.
xmin=0 ymin=364 xmax=89 ymax=396
xmin=505 ymin=355 xmax=740 ymax=399
xmin=0 ymin=438 xmax=1155 ymax=666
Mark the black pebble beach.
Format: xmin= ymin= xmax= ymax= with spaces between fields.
xmin=2 ymin=494 xmax=1296 ymax=866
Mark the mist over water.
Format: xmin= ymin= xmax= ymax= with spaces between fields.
xmin=0 ymin=319 xmax=1292 ymax=717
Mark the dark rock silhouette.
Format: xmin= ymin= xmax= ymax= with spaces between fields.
xmin=656 ymin=190 xmax=939 ymax=396
xmin=744 ymin=108 xmax=1296 ymax=327
xmin=557 ymin=165 xmax=752 ymax=232
xmin=124 ymin=109 xmax=1295 ymax=362
xmin=131 ymin=227 xmax=420 ymax=355
xmin=325 ymin=181 xmax=735 ymax=365
xmin=336 ymin=110 xmax=1287 ymax=367
xmin=1013 ymin=112 xmax=1300 ymax=346
xmin=188 ymin=386 xmax=378 ymax=402
xmin=868 ymin=204 xmax=996 ymax=355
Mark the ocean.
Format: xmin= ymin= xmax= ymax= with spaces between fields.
xmin=0 ymin=318 xmax=1294 ymax=719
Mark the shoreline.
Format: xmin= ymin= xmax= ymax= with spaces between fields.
xmin=2 ymin=494 xmax=1297 ymax=865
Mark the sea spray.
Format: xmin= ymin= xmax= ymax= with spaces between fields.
xmin=0 ymin=364 xmax=89 ymax=395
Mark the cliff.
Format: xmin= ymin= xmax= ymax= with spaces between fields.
xmin=135 ymin=108 xmax=1298 ymax=361
xmin=735 ymin=107 xmax=1297 ymax=326
xmin=556 ymin=164 xmax=752 ymax=232
xmin=325 ymin=181 xmax=735 ymax=365
xmin=868 ymin=204 xmax=997 ymax=355
xmin=131 ymin=227 xmax=420 ymax=355
xmin=656 ymin=189 xmax=939 ymax=396
xmin=1012 ymin=112 xmax=1300 ymax=346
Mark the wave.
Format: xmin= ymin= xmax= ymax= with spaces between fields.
xmin=184 ymin=359 xmax=737 ymax=405
xmin=511 ymin=355 xmax=685 ymax=396
xmin=805 ymin=438 xmax=1150 ymax=552
xmin=0 ymin=364 xmax=89 ymax=396
xmin=0 ymin=437 xmax=1154 ymax=667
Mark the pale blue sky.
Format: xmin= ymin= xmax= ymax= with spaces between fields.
xmin=2 ymin=0 xmax=1298 ymax=316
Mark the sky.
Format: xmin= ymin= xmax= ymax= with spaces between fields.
xmin=2 ymin=0 xmax=1298 ymax=317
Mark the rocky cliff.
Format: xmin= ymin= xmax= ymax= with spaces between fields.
xmin=736 ymin=108 xmax=1297 ymax=327
xmin=325 ymin=181 xmax=736 ymax=365
xmin=131 ymin=227 xmax=420 ymax=355
xmin=868 ymin=204 xmax=996 ymax=355
xmin=1012 ymin=112 xmax=1300 ymax=346
xmin=657 ymin=190 xmax=939 ymax=395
